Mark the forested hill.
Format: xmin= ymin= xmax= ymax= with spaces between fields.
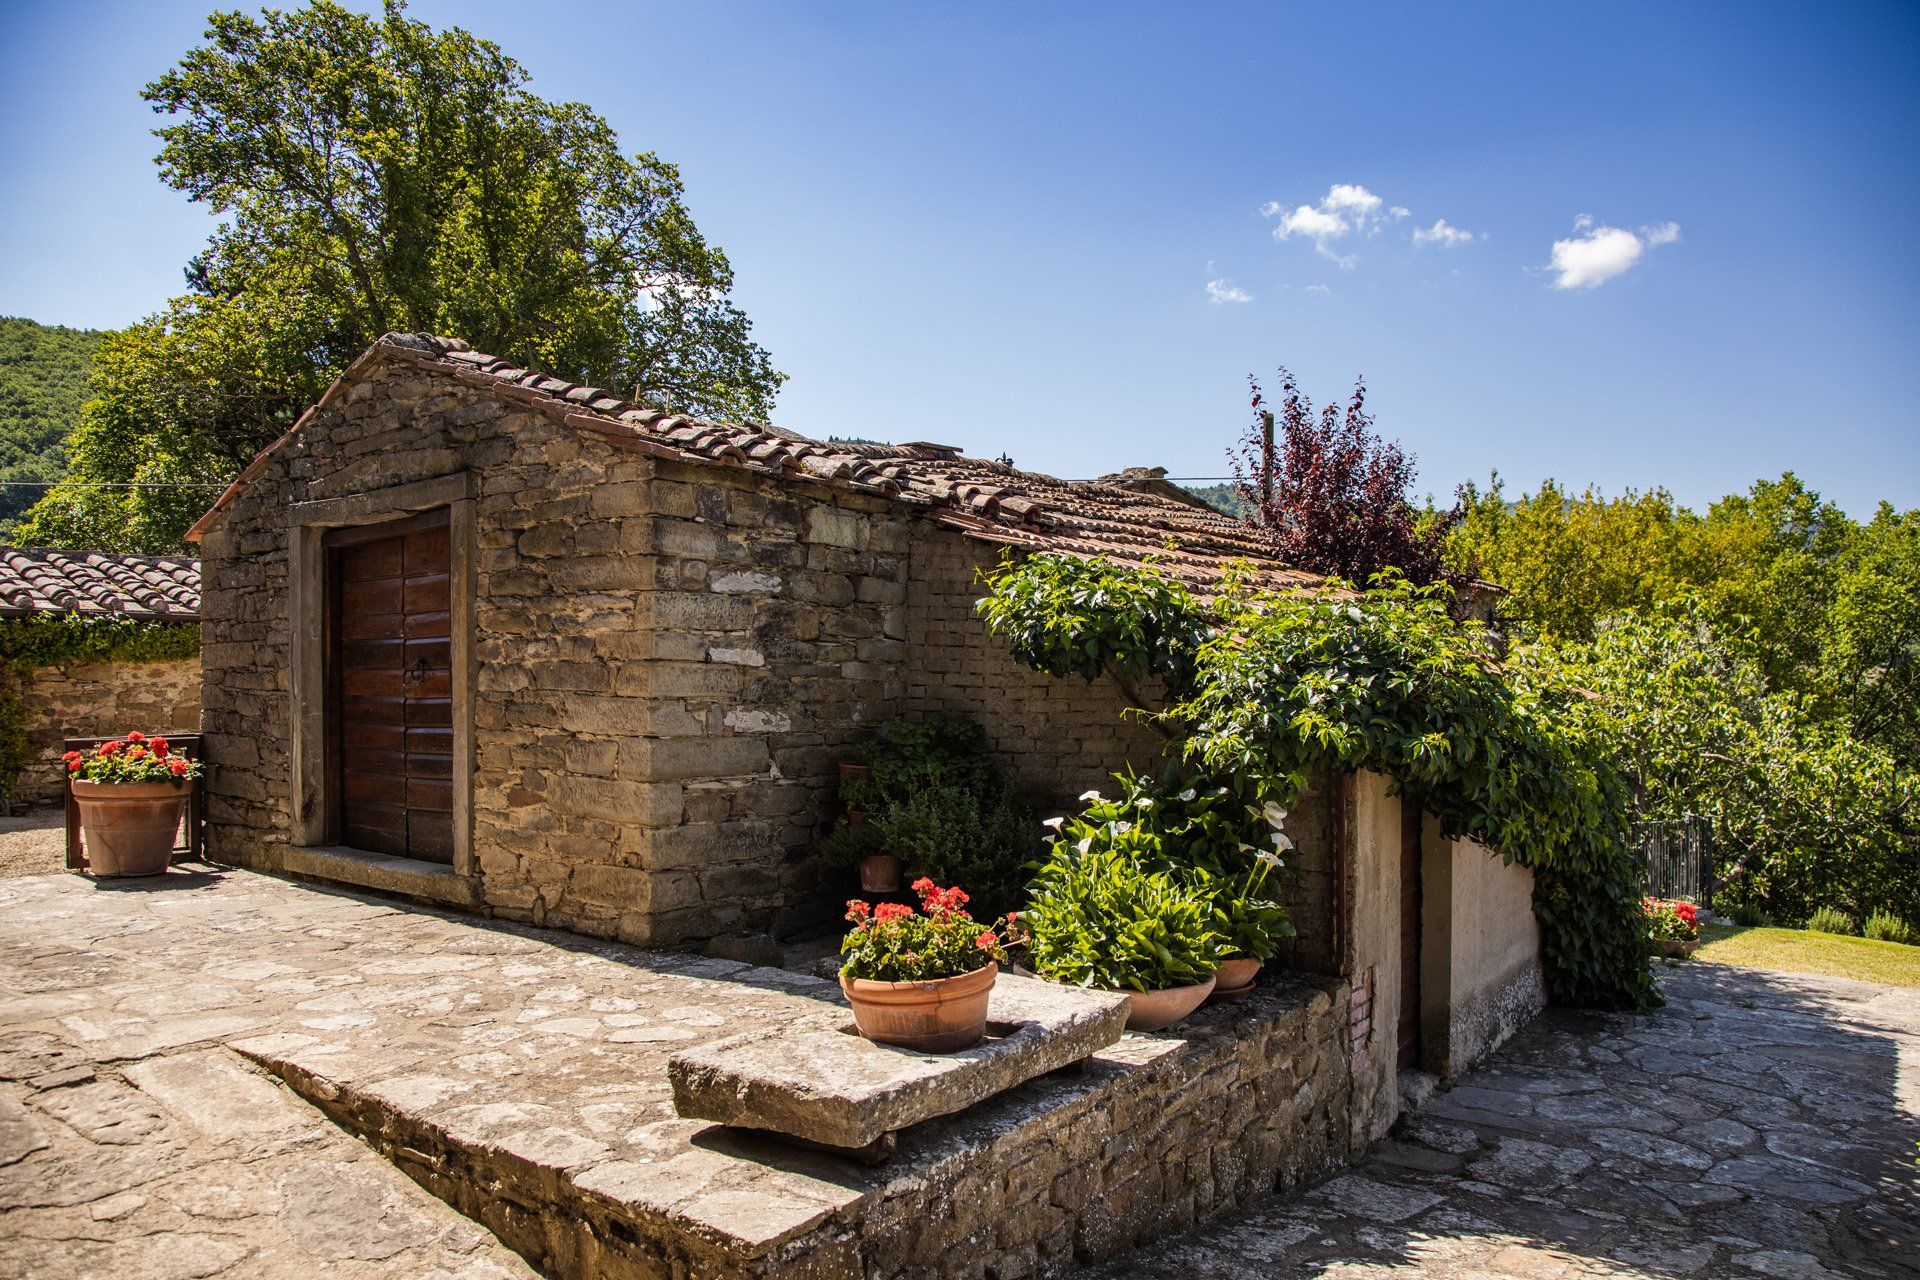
xmin=1181 ymin=482 xmax=1246 ymax=518
xmin=0 ymin=317 xmax=101 ymax=529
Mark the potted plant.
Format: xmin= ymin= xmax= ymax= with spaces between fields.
xmin=1644 ymin=896 xmax=1701 ymax=957
xmin=1021 ymin=847 xmax=1226 ymax=1031
xmin=65 ymin=733 xmax=202 ymax=878
xmin=840 ymin=877 xmax=1022 ymax=1052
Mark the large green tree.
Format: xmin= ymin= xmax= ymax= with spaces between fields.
xmin=16 ymin=0 xmax=781 ymax=551
xmin=0 ymin=318 xmax=103 ymax=531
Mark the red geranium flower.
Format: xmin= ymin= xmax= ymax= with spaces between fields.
xmin=168 ymin=758 xmax=190 ymax=775
xmin=149 ymin=737 xmax=169 ymax=757
xmin=99 ymin=741 xmax=123 ymax=756
xmin=126 ymin=731 xmax=145 ymax=744
xmin=874 ymin=902 xmax=913 ymax=923
xmin=845 ymin=899 xmax=871 ymax=923
xmin=974 ymin=931 xmax=997 ymax=951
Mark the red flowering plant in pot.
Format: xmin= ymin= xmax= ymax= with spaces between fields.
xmin=66 ymin=733 xmax=203 ymax=878
xmin=839 ymin=878 xmax=1025 ymax=1053
xmin=1644 ymin=897 xmax=1701 ymax=958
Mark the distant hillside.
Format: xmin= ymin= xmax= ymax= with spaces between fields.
xmin=1181 ymin=482 xmax=1248 ymax=519
xmin=0 ymin=317 xmax=103 ymax=528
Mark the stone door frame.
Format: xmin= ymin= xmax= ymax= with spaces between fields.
xmin=287 ymin=472 xmax=478 ymax=885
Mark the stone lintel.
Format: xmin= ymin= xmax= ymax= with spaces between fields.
xmin=667 ymin=974 xmax=1131 ymax=1150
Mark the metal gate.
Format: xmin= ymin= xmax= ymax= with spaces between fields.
xmin=1639 ymin=814 xmax=1714 ymax=903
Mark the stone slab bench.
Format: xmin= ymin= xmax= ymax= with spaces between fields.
xmin=667 ymin=973 xmax=1131 ymax=1156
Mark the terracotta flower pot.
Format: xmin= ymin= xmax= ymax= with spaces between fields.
xmin=1123 ymin=975 xmax=1217 ymax=1032
xmin=1212 ymin=957 xmax=1263 ymax=997
xmin=1652 ymin=936 xmax=1701 ymax=958
xmin=842 ymin=962 xmax=997 ymax=1053
xmin=73 ymin=780 xmax=187 ymax=878
xmin=858 ymin=853 xmax=901 ymax=893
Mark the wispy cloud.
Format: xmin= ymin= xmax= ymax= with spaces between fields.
xmin=1206 ymin=277 xmax=1252 ymax=304
xmin=1263 ymin=184 xmax=1466 ymax=267
xmin=1547 ymin=218 xmax=1681 ymax=289
xmin=1413 ymin=218 xmax=1475 ymax=249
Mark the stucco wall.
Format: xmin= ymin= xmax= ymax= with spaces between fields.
xmin=11 ymin=658 xmax=202 ymax=808
xmin=1418 ymin=829 xmax=1545 ymax=1079
xmin=1340 ymin=771 xmax=1406 ymax=1145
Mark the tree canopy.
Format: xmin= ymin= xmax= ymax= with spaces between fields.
xmin=14 ymin=0 xmax=782 ymax=551
xmin=0 ymin=318 xmax=102 ymax=532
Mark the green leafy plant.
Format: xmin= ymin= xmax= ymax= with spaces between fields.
xmin=63 ymin=732 xmax=201 ymax=786
xmin=1022 ymin=848 xmax=1227 ymax=991
xmin=1806 ymin=906 xmax=1858 ymax=936
xmin=1720 ymin=898 xmax=1773 ymax=928
xmin=823 ymin=716 xmax=1042 ymax=918
xmin=1045 ymin=768 xmax=1294 ymax=962
xmin=840 ymin=879 xmax=1020 ymax=983
xmin=1863 ymin=911 xmax=1917 ymax=945
xmin=982 ymin=553 xmax=1659 ymax=1011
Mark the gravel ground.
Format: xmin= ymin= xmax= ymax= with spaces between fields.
xmin=0 ymin=809 xmax=65 ymax=879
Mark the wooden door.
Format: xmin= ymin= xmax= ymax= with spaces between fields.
xmin=1397 ymin=802 xmax=1423 ymax=1071
xmin=326 ymin=510 xmax=454 ymax=863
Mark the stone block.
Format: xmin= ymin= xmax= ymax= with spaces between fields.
xmin=668 ymin=975 xmax=1130 ymax=1149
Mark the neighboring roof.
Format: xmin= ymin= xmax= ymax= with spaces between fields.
xmin=0 ymin=549 xmax=200 ymax=621
xmin=1096 ymin=467 xmax=1223 ymax=513
xmin=187 ymin=333 xmax=1322 ymax=593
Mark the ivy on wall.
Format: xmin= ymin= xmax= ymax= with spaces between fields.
xmin=0 ymin=616 xmax=200 ymax=801
xmin=978 ymin=553 xmax=1658 ymax=1012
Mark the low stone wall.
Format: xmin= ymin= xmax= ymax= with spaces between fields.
xmin=266 ymin=970 xmax=1354 ymax=1280
xmin=9 ymin=657 xmax=202 ymax=807
xmin=822 ymin=973 xmax=1355 ymax=1279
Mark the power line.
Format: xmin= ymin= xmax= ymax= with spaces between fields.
xmin=0 ymin=481 xmax=229 ymax=490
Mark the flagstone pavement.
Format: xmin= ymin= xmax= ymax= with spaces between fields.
xmin=0 ymin=861 xmax=1916 ymax=1279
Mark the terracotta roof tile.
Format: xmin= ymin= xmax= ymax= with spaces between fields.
xmin=0 ymin=549 xmax=200 ymax=621
xmin=185 ymin=334 xmax=1324 ymax=592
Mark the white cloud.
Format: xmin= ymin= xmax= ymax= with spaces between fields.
xmin=1264 ymin=183 xmax=1398 ymax=266
xmin=1306 ymin=284 xmax=1332 ymax=296
xmin=1264 ymin=184 xmax=1466 ymax=267
xmin=1413 ymin=218 xmax=1475 ymax=248
xmin=1206 ymin=277 xmax=1252 ymax=304
xmin=1547 ymin=218 xmax=1681 ymax=289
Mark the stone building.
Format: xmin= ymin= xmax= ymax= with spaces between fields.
xmin=0 ymin=548 xmax=202 ymax=807
xmin=187 ymin=332 xmax=1542 ymax=1102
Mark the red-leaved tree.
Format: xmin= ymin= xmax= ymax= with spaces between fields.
xmin=1230 ymin=368 xmax=1455 ymax=585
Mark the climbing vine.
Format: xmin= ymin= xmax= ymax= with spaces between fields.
xmin=978 ymin=553 xmax=1658 ymax=1011
xmin=0 ymin=616 xmax=200 ymax=802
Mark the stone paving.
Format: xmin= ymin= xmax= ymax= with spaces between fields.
xmin=4 ymin=864 xmax=1918 ymax=1280
xmin=1091 ymin=962 xmax=1920 ymax=1280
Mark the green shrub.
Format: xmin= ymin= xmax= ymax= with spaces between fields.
xmin=1721 ymin=899 xmax=1773 ymax=928
xmin=1046 ymin=768 xmax=1294 ymax=962
xmin=1022 ymin=848 xmax=1226 ymax=991
xmin=1863 ymin=911 xmax=1917 ymax=945
xmin=1806 ymin=906 xmax=1857 ymax=936
xmin=821 ymin=716 xmax=1041 ymax=919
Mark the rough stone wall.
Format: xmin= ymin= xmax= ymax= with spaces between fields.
xmin=765 ymin=976 xmax=1354 ymax=1279
xmin=9 ymin=658 xmax=202 ymax=807
xmin=632 ymin=460 xmax=913 ymax=942
xmin=199 ymin=359 xmax=921 ymax=948
xmin=1274 ymin=772 xmax=1340 ymax=974
xmin=901 ymin=533 xmax=1168 ymax=812
xmin=198 ymin=361 xmax=665 ymax=943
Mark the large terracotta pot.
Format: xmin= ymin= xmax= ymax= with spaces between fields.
xmin=842 ymin=962 xmax=997 ymax=1053
xmin=1123 ymin=975 xmax=1217 ymax=1032
xmin=73 ymin=780 xmax=187 ymax=878
xmin=1652 ymin=936 xmax=1701 ymax=959
xmin=858 ymin=853 xmax=901 ymax=893
xmin=1212 ymin=957 xmax=1263 ymax=997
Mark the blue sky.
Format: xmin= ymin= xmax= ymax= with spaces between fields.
xmin=2 ymin=1 xmax=1916 ymax=515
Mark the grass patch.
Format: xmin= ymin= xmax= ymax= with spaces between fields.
xmin=1693 ymin=923 xmax=1920 ymax=989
